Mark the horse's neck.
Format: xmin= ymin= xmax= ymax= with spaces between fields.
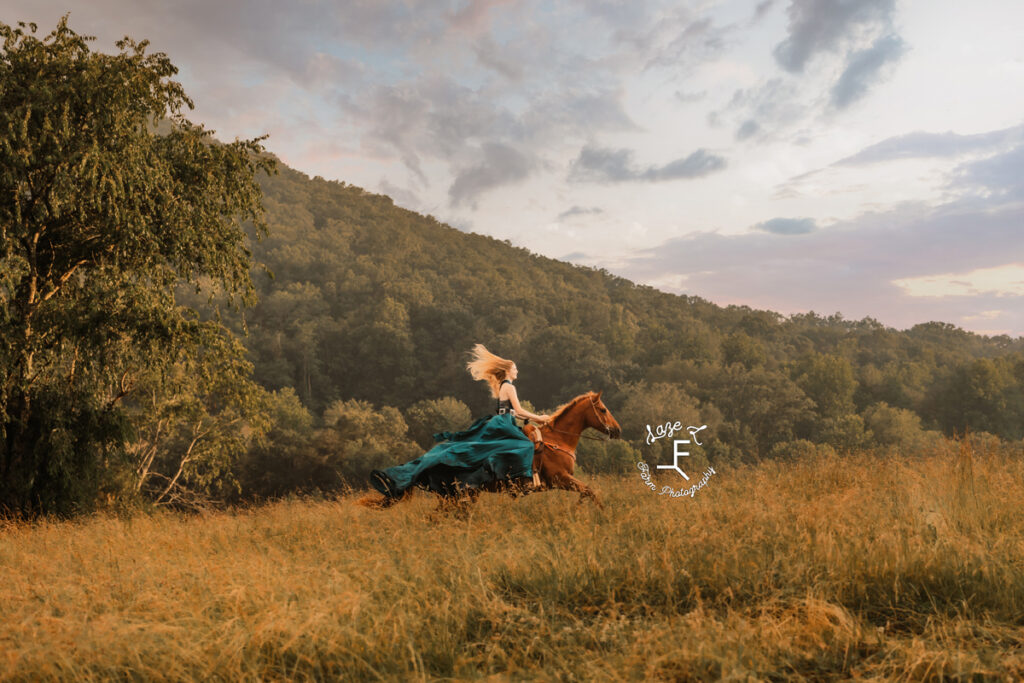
xmin=548 ymin=396 xmax=588 ymax=448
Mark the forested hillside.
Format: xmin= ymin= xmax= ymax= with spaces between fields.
xmin=199 ymin=160 xmax=1024 ymax=492
xmin=6 ymin=16 xmax=1019 ymax=517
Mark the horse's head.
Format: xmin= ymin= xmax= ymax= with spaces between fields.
xmin=585 ymin=391 xmax=621 ymax=439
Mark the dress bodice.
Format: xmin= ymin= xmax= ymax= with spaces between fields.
xmin=495 ymin=379 xmax=514 ymax=414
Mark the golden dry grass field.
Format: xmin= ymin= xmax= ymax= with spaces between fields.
xmin=2 ymin=441 xmax=1024 ymax=681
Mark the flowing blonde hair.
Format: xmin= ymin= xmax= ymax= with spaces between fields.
xmin=466 ymin=343 xmax=515 ymax=398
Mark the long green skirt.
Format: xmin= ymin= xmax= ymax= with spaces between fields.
xmin=370 ymin=412 xmax=534 ymax=498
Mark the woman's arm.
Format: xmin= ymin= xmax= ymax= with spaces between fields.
xmin=505 ymin=385 xmax=550 ymax=424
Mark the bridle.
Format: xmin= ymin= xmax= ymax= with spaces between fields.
xmin=530 ymin=393 xmax=615 ymax=462
xmin=586 ymin=393 xmax=616 ymax=438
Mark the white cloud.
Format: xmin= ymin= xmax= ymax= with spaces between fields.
xmin=962 ymin=310 xmax=1003 ymax=321
xmin=615 ymin=198 xmax=1024 ymax=335
xmin=6 ymin=1 xmax=1023 ymax=335
xmin=892 ymin=264 xmax=1024 ymax=298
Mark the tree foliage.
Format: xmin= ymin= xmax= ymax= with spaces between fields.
xmin=405 ymin=397 xmax=472 ymax=450
xmin=222 ymin=160 xmax=1022 ymax=478
xmin=0 ymin=17 xmax=275 ymax=514
xmin=124 ymin=326 xmax=270 ymax=507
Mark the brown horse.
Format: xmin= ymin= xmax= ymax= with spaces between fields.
xmin=357 ymin=391 xmax=621 ymax=512
xmin=521 ymin=390 xmax=621 ymax=508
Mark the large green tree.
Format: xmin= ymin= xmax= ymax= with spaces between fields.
xmin=0 ymin=17 xmax=275 ymax=514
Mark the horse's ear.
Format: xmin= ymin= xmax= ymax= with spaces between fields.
xmin=597 ymin=390 xmax=603 ymax=399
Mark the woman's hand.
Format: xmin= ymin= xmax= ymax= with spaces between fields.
xmin=505 ymin=386 xmax=550 ymax=426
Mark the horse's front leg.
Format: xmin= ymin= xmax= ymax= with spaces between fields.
xmin=549 ymin=472 xmax=604 ymax=509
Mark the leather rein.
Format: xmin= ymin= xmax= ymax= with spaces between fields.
xmin=527 ymin=394 xmax=614 ymax=462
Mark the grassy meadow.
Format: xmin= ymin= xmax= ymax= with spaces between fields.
xmin=2 ymin=439 xmax=1024 ymax=681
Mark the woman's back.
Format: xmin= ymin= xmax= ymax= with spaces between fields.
xmin=495 ymin=379 xmax=514 ymax=414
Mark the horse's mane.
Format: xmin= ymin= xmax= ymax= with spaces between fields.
xmin=546 ymin=391 xmax=596 ymax=424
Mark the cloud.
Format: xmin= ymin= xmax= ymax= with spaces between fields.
xmin=962 ymin=310 xmax=1004 ymax=322
xmin=352 ymin=77 xmax=638 ymax=198
xmin=713 ymin=0 xmax=904 ymax=140
xmin=578 ymin=0 xmax=662 ymax=38
xmin=448 ymin=0 xmax=518 ymax=37
xmin=892 ymin=264 xmax=1024 ymax=297
xmin=617 ymin=198 xmax=1024 ymax=335
xmin=472 ymin=35 xmax=525 ymax=81
xmin=560 ymin=251 xmax=592 ymax=262
xmin=836 ymin=124 xmax=1024 ymax=165
xmin=708 ymin=0 xmax=905 ymax=141
xmin=378 ymin=178 xmax=423 ymax=210
xmin=952 ymin=143 xmax=1024 ymax=200
xmin=643 ymin=16 xmax=733 ymax=72
xmin=356 ymin=77 xmax=524 ymax=183
xmin=752 ymin=0 xmax=778 ymax=23
xmin=754 ymin=217 xmax=817 ymax=235
xmin=11 ymin=0 xmax=748 ymax=216
xmin=736 ymin=119 xmax=760 ymax=140
xmin=675 ymin=89 xmax=707 ymax=104
xmin=448 ymin=142 xmax=535 ymax=208
xmin=777 ymin=124 xmax=1024 ymax=207
xmin=567 ymin=146 xmax=634 ymax=183
xmin=712 ymin=78 xmax=805 ymax=137
xmin=520 ymin=89 xmax=637 ymax=140
xmin=772 ymin=0 xmax=896 ymax=73
xmin=568 ymin=145 xmax=727 ymax=183
xmin=830 ymin=33 xmax=906 ymax=109
xmin=557 ymin=206 xmax=604 ymax=220
xmin=6 ymin=0 xmax=664 ymax=220
xmin=645 ymin=150 xmax=727 ymax=181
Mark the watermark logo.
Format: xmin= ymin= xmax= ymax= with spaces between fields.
xmin=637 ymin=421 xmax=715 ymax=498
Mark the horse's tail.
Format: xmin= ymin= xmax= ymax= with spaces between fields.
xmin=355 ymin=488 xmax=415 ymax=510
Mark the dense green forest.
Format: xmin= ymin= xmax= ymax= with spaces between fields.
xmin=189 ymin=160 xmax=1023 ymax=500
xmin=3 ymin=16 xmax=1022 ymax=515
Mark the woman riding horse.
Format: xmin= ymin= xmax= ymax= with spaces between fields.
xmin=368 ymin=344 xmax=550 ymax=500
xmin=363 ymin=344 xmax=621 ymax=509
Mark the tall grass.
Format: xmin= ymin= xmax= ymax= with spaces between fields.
xmin=2 ymin=439 xmax=1023 ymax=680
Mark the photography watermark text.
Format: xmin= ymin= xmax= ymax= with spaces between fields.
xmin=636 ymin=421 xmax=715 ymax=499
xmin=638 ymin=461 xmax=716 ymax=497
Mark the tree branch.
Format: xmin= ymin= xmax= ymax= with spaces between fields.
xmin=106 ymin=371 xmax=133 ymax=409
xmin=155 ymin=422 xmax=204 ymax=504
xmin=40 ymin=258 xmax=89 ymax=302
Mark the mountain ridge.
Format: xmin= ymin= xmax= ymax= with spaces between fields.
xmin=207 ymin=155 xmax=1024 ymax=456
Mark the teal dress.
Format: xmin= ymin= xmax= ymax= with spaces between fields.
xmin=370 ymin=380 xmax=535 ymax=498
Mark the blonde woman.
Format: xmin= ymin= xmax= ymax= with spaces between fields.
xmin=370 ymin=344 xmax=550 ymax=499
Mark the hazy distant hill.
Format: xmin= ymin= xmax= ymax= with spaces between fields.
xmin=207 ymin=160 xmax=1023 ymax=458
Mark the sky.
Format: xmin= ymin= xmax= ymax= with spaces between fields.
xmin=3 ymin=0 xmax=1023 ymax=336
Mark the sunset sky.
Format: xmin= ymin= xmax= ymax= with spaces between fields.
xmin=4 ymin=0 xmax=1022 ymax=335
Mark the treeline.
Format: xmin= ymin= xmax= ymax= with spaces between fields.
xmin=194 ymin=162 xmax=1023 ymax=499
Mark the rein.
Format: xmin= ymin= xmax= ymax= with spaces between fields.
xmin=544 ymin=441 xmax=578 ymax=462
xmin=528 ymin=394 xmax=614 ymax=462
xmin=542 ymin=427 xmax=610 ymax=443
